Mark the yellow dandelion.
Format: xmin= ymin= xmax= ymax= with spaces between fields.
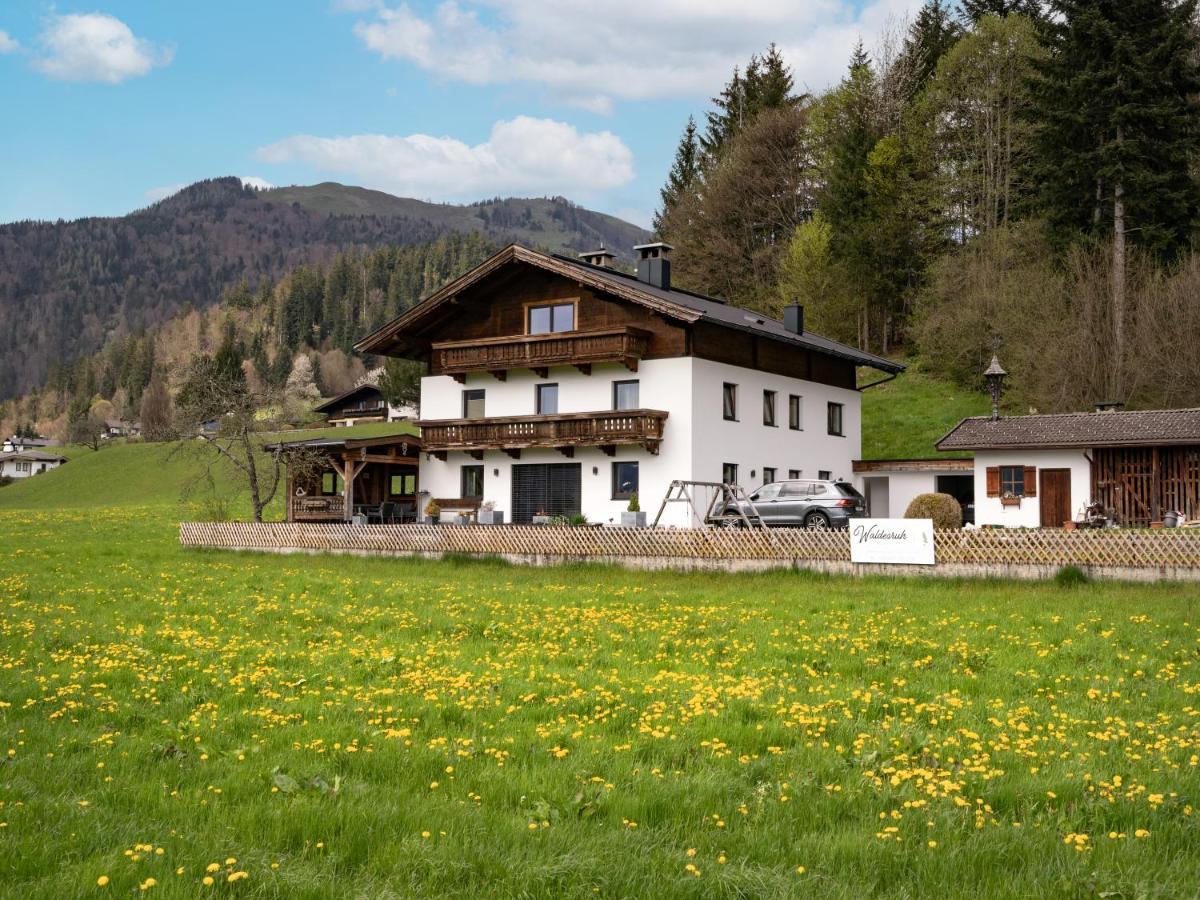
xmin=97 ymin=875 xmax=109 ymax=887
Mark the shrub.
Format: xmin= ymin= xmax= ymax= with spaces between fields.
xmin=904 ymin=493 xmax=963 ymax=530
xmin=1054 ymin=565 xmax=1089 ymax=587
xmin=627 ymin=492 xmax=640 ymax=513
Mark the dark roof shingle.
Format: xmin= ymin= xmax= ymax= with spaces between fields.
xmin=937 ymin=408 xmax=1200 ymax=450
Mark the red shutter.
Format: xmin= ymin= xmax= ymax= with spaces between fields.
xmin=1024 ymin=466 xmax=1038 ymax=497
xmin=986 ymin=467 xmax=1000 ymax=497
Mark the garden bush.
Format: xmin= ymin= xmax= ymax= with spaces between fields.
xmin=904 ymin=492 xmax=963 ymax=529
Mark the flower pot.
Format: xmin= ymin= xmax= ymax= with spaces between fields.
xmin=532 ymin=515 xmax=552 ymax=525
xmin=351 ymin=514 xmax=368 ymax=525
xmin=1000 ymin=497 xmax=1021 ymax=507
xmin=478 ymin=510 xmax=504 ymax=525
xmin=621 ymin=511 xmax=647 ymax=528
xmin=1062 ymin=520 xmax=1077 ymax=531
xmin=422 ymin=516 xmax=438 ymax=526
xmin=454 ymin=514 xmax=472 ymax=526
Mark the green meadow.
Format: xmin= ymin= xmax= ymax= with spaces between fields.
xmin=1 ymin=427 xmax=1198 ymax=897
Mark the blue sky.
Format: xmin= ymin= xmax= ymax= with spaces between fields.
xmin=0 ymin=0 xmax=921 ymax=228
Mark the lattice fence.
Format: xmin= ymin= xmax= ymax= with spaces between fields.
xmin=179 ymin=522 xmax=1200 ymax=571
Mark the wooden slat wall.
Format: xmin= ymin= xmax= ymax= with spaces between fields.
xmin=180 ymin=522 xmax=1200 ymax=570
xmin=1093 ymin=447 xmax=1200 ymax=527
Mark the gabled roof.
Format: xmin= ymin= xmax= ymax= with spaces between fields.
xmin=355 ymin=244 xmax=903 ymax=375
xmin=937 ymin=407 xmax=1200 ymax=451
xmin=313 ymin=382 xmax=385 ymax=414
xmin=0 ymin=450 xmax=67 ymax=463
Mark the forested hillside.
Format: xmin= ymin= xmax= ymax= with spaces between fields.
xmin=0 ymin=177 xmax=647 ymax=401
xmin=656 ymin=0 xmax=1200 ymax=413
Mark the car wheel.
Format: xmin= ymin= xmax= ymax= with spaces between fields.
xmin=804 ymin=511 xmax=830 ymax=530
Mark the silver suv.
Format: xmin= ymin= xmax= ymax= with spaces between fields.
xmin=725 ymin=480 xmax=866 ymax=529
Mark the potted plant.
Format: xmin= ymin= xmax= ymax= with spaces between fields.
xmin=1000 ymin=491 xmax=1021 ymax=507
xmin=454 ymin=509 xmax=474 ymax=526
xmin=532 ymin=509 xmax=552 ymax=525
xmin=423 ymin=499 xmax=441 ymax=525
xmin=621 ymin=492 xmax=647 ymax=528
xmin=478 ymin=500 xmax=504 ymax=525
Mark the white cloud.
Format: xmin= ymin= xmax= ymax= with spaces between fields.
xmin=144 ymin=182 xmax=188 ymax=202
xmin=255 ymin=116 xmax=634 ymax=200
xmin=0 ymin=30 xmax=19 ymax=54
xmin=239 ymin=176 xmax=274 ymax=190
xmin=34 ymin=13 xmax=171 ymax=83
xmin=346 ymin=0 xmax=925 ymax=109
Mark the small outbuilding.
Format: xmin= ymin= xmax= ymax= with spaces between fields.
xmin=853 ymin=457 xmax=975 ymax=523
xmin=937 ymin=407 xmax=1200 ymax=528
xmin=0 ymin=450 xmax=67 ymax=479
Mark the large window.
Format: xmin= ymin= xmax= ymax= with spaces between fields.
xmin=390 ymin=473 xmax=417 ymax=496
xmin=789 ymin=395 xmax=803 ymax=430
xmin=722 ymin=462 xmax=739 ymax=486
xmin=763 ymin=390 xmax=777 ymax=427
xmin=612 ymin=461 xmax=639 ymax=500
xmin=321 ymin=471 xmax=342 ymax=495
xmin=462 ymin=389 xmax=486 ymax=419
xmin=1000 ymin=465 xmax=1026 ymax=497
xmin=527 ymin=303 xmax=575 ymax=335
xmin=461 ymin=465 xmax=484 ymax=498
xmin=723 ymin=383 xmax=738 ymax=421
xmin=827 ymin=402 xmax=844 ymax=436
xmin=535 ymin=383 xmax=559 ymax=415
xmin=613 ymin=379 xmax=640 ymax=410
xmin=763 ymin=466 xmax=777 ymax=484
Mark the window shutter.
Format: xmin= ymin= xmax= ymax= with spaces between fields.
xmin=986 ymin=467 xmax=1000 ymax=497
xmin=1024 ymin=466 xmax=1037 ymax=497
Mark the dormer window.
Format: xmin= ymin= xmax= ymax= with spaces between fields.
xmin=528 ymin=302 xmax=575 ymax=335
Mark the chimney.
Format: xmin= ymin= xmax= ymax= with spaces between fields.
xmin=783 ymin=299 xmax=804 ymax=335
xmin=633 ymin=241 xmax=673 ymax=290
xmin=578 ymin=245 xmax=615 ymax=268
xmin=1094 ymin=401 xmax=1125 ymax=413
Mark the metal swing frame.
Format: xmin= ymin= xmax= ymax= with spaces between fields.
xmin=651 ymin=480 xmax=769 ymax=530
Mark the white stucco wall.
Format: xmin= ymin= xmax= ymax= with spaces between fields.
xmin=973 ymin=449 xmax=1091 ymax=528
xmin=417 ymin=356 xmax=861 ymax=526
xmin=0 ymin=458 xmax=62 ymax=479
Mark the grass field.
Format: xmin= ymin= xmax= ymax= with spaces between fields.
xmin=2 ymin=443 xmax=1199 ymax=897
xmin=860 ymin=359 xmax=989 ymax=460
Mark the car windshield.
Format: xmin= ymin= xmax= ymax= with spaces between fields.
xmin=835 ymin=482 xmax=864 ymax=500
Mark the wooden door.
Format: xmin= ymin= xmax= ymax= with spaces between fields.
xmin=1039 ymin=469 xmax=1071 ymax=528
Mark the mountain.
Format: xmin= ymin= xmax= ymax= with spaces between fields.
xmin=0 ymin=177 xmax=648 ymax=401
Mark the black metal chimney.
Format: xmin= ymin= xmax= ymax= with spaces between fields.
xmin=783 ymin=299 xmax=804 ymax=335
xmin=633 ymin=241 xmax=672 ymax=290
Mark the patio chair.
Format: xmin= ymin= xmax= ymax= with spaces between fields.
xmin=395 ymin=501 xmax=416 ymax=523
xmin=374 ymin=501 xmax=398 ymax=524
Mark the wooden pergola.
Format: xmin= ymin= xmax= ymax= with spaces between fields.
xmin=270 ymin=432 xmax=422 ymax=522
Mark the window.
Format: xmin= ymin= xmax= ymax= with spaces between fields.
xmin=535 ymin=383 xmax=559 ymax=415
xmin=612 ymin=461 xmax=639 ymax=500
xmin=613 ymin=379 xmax=640 ymax=410
xmin=753 ymin=483 xmax=781 ymax=501
xmin=321 ymin=471 xmax=342 ymax=495
xmin=390 ymin=473 xmax=417 ymax=496
xmin=827 ymin=402 xmax=844 ymax=436
xmin=789 ymin=395 xmax=803 ymax=430
xmin=461 ymin=465 xmax=484 ymax=498
xmin=788 ymin=469 xmax=802 ymax=480
xmin=763 ymin=390 xmax=777 ymax=427
xmin=722 ymin=462 xmax=739 ymax=485
xmin=762 ymin=466 xmax=777 ymax=484
xmin=818 ymin=470 xmax=832 ymax=481
xmin=1000 ymin=465 xmax=1026 ymax=497
xmin=527 ymin=302 xmax=575 ymax=334
xmin=462 ymin=389 xmax=486 ymax=419
xmin=781 ymin=482 xmax=809 ymax=498
xmin=723 ymin=383 xmax=738 ymax=421
xmin=16 ymin=460 xmax=31 ymax=473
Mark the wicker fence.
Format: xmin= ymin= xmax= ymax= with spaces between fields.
xmin=179 ymin=522 xmax=1200 ymax=579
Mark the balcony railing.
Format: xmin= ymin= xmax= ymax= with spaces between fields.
xmin=417 ymin=409 xmax=669 ymax=456
xmin=430 ymin=327 xmax=650 ymax=379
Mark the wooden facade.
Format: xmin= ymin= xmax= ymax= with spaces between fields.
xmin=1093 ymin=446 xmax=1200 ymax=527
xmin=431 ymin=326 xmax=649 ymax=381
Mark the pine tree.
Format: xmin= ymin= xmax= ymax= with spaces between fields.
xmin=905 ymin=0 xmax=963 ymax=90
xmin=1029 ymin=0 xmax=1200 ymax=395
xmin=959 ymin=0 xmax=1045 ymax=23
xmin=700 ymin=46 xmax=800 ymax=159
xmin=653 ymin=117 xmax=700 ymax=235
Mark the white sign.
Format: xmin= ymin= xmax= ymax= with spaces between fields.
xmin=849 ymin=518 xmax=936 ymax=566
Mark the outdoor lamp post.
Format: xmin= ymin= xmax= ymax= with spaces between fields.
xmin=985 ymin=354 xmax=1007 ymax=421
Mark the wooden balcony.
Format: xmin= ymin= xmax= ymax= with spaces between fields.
xmin=290 ymin=494 xmax=346 ymax=522
xmin=431 ymin=327 xmax=650 ymax=381
xmin=417 ymin=409 xmax=669 ymax=458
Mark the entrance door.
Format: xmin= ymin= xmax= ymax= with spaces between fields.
xmin=511 ymin=463 xmax=582 ymax=523
xmin=1039 ymin=469 xmax=1072 ymax=528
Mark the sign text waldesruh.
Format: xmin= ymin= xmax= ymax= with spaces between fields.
xmin=849 ymin=518 xmax=936 ymax=566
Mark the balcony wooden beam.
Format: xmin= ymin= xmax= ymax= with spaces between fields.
xmin=557 ymin=446 xmax=574 ymax=458
xmin=573 ymin=363 xmax=591 ymax=376
xmin=488 ymin=370 xmax=507 ymax=382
